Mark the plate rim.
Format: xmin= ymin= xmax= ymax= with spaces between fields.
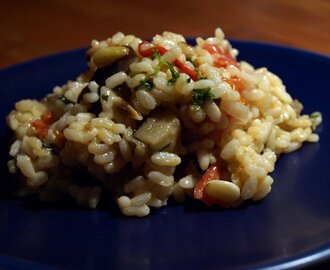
xmin=1 ymin=40 xmax=330 ymax=270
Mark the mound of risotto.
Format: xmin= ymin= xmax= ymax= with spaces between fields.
xmin=7 ymin=28 xmax=322 ymax=217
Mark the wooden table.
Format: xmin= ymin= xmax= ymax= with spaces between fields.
xmin=0 ymin=0 xmax=329 ymax=68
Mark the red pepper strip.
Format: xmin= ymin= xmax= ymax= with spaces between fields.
xmin=31 ymin=111 xmax=53 ymax=139
xmin=174 ymin=59 xmax=198 ymax=81
xmin=203 ymin=44 xmax=239 ymax=68
xmin=194 ymin=163 xmax=220 ymax=200
xmin=138 ymin=41 xmax=198 ymax=81
xmin=194 ymin=162 xmax=228 ymax=207
xmin=138 ymin=41 xmax=168 ymax=57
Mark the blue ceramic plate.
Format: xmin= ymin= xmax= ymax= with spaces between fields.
xmin=0 ymin=40 xmax=330 ymax=270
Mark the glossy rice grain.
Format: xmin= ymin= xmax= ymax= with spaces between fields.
xmin=6 ymin=28 xmax=322 ymax=217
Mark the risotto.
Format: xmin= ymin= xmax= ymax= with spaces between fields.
xmin=6 ymin=28 xmax=322 ymax=217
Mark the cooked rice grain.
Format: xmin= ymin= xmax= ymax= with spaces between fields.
xmin=6 ymin=28 xmax=322 ymax=217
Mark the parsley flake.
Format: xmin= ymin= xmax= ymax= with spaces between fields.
xmin=58 ymin=96 xmax=75 ymax=105
xmin=192 ymin=88 xmax=215 ymax=107
xmin=137 ymin=78 xmax=154 ymax=90
xmin=151 ymin=49 xmax=180 ymax=84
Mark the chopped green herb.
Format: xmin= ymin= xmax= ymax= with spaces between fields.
xmin=151 ymin=49 xmax=180 ymax=84
xmin=151 ymin=49 xmax=161 ymax=60
xmin=101 ymin=94 xmax=109 ymax=101
xmin=164 ymin=61 xmax=180 ymax=83
xmin=186 ymin=78 xmax=192 ymax=83
xmin=192 ymin=87 xmax=215 ymax=107
xmin=41 ymin=141 xmax=52 ymax=149
xmin=41 ymin=141 xmax=59 ymax=154
xmin=167 ymin=77 xmax=178 ymax=85
xmin=41 ymin=141 xmax=58 ymax=153
xmin=137 ymin=78 xmax=154 ymax=90
xmin=58 ymin=96 xmax=75 ymax=105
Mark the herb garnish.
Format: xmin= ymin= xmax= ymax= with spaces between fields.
xmin=41 ymin=141 xmax=52 ymax=149
xmin=192 ymin=87 xmax=215 ymax=107
xmin=151 ymin=49 xmax=180 ymax=84
xmin=164 ymin=61 xmax=180 ymax=83
xmin=150 ymin=49 xmax=159 ymax=60
xmin=58 ymin=96 xmax=75 ymax=105
xmin=137 ymin=78 xmax=154 ymax=90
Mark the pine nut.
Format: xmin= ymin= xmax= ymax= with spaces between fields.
xmin=204 ymin=180 xmax=240 ymax=203
xmin=92 ymin=46 xmax=129 ymax=68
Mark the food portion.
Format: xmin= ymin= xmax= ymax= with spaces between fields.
xmin=6 ymin=29 xmax=322 ymax=217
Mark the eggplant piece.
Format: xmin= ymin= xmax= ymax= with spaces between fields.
xmin=77 ymin=85 xmax=91 ymax=103
xmin=91 ymin=46 xmax=137 ymax=88
xmin=134 ymin=111 xmax=181 ymax=152
xmin=88 ymin=46 xmax=137 ymax=115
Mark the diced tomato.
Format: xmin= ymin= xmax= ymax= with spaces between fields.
xmin=214 ymin=53 xmax=238 ymax=68
xmin=31 ymin=111 xmax=54 ymax=139
xmin=224 ymin=76 xmax=244 ymax=92
xmin=194 ymin=163 xmax=220 ymax=200
xmin=194 ymin=162 xmax=229 ymax=206
xmin=224 ymin=76 xmax=247 ymax=104
xmin=31 ymin=121 xmax=48 ymax=139
xmin=203 ymin=44 xmax=239 ymax=68
xmin=40 ymin=111 xmax=53 ymax=125
xmin=138 ymin=40 xmax=198 ymax=81
xmin=203 ymin=44 xmax=221 ymax=55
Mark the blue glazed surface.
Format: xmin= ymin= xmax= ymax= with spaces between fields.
xmin=0 ymin=40 xmax=329 ymax=270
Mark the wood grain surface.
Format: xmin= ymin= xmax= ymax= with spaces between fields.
xmin=0 ymin=0 xmax=329 ymax=68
